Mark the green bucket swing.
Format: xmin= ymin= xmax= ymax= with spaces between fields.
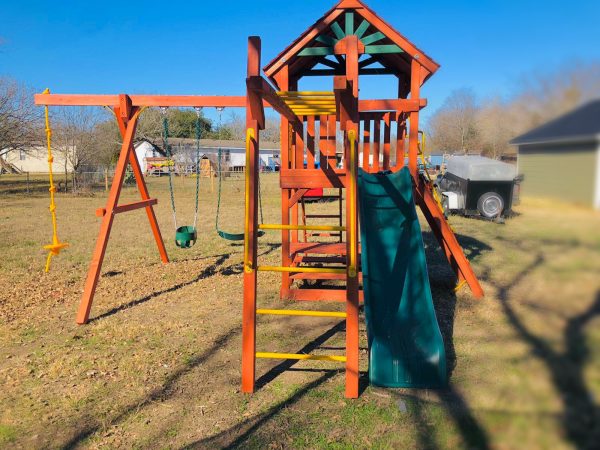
xmin=214 ymin=107 xmax=264 ymax=242
xmin=162 ymin=107 xmax=203 ymax=249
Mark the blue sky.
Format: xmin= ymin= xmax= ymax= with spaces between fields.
xmin=1 ymin=0 xmax=599 ymax=123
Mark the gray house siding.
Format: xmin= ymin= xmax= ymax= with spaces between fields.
xmin=518 ymin=142 xmax=597 ymax=207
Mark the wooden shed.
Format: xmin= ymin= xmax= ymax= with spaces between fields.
xmin=511 ymin=100 xmax=600 ymax=210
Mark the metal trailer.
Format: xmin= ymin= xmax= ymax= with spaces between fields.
xmin=437 ymin=155 xmax=518 ymax=219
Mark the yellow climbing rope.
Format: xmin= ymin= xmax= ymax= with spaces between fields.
xmin=42 ymin=89 xmax=68 ymax=272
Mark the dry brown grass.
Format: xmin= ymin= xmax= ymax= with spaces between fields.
xmin=0 ymin=174 xmax=599 ymax=449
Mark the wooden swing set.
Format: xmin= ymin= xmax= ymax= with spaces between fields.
xmin=35 ymin=0 xmax=484 ymax=398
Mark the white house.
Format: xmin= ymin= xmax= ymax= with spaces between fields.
xmin=1 ymin=146 xmax=74 ymax=173
xmin=143 ymin=138 xmax=281 ymax=174
xmin=134 ymin=140 xmax=164 ymax=173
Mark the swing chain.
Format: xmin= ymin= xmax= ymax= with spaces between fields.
xmin=194 ymin=107 xmax=202 ymax=229
xmin=161 ymin=107 xmax=177 ymax=230
xmin=216 ymin=146 xmax=223 ymax=233
xmin=215 ymin=108 xmax=225 ymax=233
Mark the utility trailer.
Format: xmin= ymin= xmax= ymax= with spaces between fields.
xmin=436 ymin=156 xmax=517 ymax=219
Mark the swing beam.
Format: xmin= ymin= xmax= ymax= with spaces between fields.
xmin=34 ymin=93 xmax=286 ymax=324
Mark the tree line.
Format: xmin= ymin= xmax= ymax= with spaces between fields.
xmin=2 ymin=59 xmax=599 ymax=174
xmin=427 ymin=60 xmax=600 ymax=159
xmin=0 ymin=77 xmax=281 ymax=175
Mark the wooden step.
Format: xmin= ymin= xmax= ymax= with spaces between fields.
xmin=291 ymin=242 xmax=347 ymax=255
xmin=290 ymin=272 xmax=364 ymax=282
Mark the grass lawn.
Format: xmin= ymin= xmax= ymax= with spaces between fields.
xmin=0 ymin=173 xmax=599 ymax=449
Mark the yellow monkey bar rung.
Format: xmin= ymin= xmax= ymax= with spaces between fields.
xmin=257 ymin=309 xmax=347 ymax=318
xmin=277 ymin=91 xmax=335 ymax=97
xmin=278 ymin=91 xmax=337 ymax=116
xmin=256 ymin=352 xmax=346 ymax=362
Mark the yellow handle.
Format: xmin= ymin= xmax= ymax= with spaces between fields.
xmin=244 ymin=128 xmax=255 ymax=274
xmin=348 ymin=129 xmax=358 ymax=279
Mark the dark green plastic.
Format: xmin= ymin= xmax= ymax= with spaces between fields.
xmin=175 ymin=226 xmax=197 ymax=249
xmin=358 ymin=168 xmax=447 ymax=388
xmin=217 ymin=230 xmax=265 ymax=242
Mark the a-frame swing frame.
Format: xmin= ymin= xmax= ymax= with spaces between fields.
xmin=34 ymin=93 xmax=264 ymax=324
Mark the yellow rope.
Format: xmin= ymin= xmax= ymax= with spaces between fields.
xmin=42 ymin=88 xmax=68 ymax=272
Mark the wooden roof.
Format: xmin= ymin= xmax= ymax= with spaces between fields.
xmin=263 ymin=0 xmax=440 ymax=89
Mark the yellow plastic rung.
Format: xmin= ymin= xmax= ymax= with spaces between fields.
xmin=289 ymin=106 xmax=336 ymax=109
xmin=286 ymin=100 xmax=336 ymax=105
xmin=290 ymin=110 xmax=337 ymax=114
xmin=259 ymin=224 xmax=346 ymax=232
xmin=278 ymin=91 xmax=335 ymax=97
xmin=257 ymin=309 xmax=347 ymax=318
xmin=257 ymin=266 xmax=347 ymax=274
xmin=256 ymin=352 xmax=346 ymax=362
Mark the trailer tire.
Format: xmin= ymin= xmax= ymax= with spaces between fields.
xmin=477 ymin=192 xmax=504 ymax=218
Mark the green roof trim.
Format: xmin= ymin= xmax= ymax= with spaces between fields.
xmin=364 ymin=45 xmax=403 ymax=54
xmin=299 ymin=47 xmax=335 ymax=56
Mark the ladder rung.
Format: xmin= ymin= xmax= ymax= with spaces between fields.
xmin=260 ymin=224 xmax=345 ymax=232
xmin=257 ymin=309 xmax=347 ymax=318
xmin=256 ymin=352 xmax=346 ymax=362
xmin=257 ymin=266 xmax=346 ymax=274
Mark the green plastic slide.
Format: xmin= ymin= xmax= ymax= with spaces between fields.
xmin=357 ymin=168 xmax=447 ymax=388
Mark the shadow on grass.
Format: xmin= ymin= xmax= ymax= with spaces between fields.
xmin=61 ymin=325 xmax=242 ymax=449
xmin=89 ymin=244 xmax=281 ymax=323
xmin=255 ymin=320 xmax=350 ymax=390
xmin=182 ymin=320 xmax=354 ymax=449
xmin=482 ymin=253 xmax=600 ymax=449
xmin=420 ymin=230 xmax=492 ymax=449
xmin=185 ymin=371 xmax=339 ymax=449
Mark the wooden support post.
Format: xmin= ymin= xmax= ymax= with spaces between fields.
xmin=414 ymin=180 xmax=484 ymax=298
xmin=242 ymin=36 xmax=263 ymax=394
xmin=363 ymin=116 xmax=371 ymax=171
xmin=291 ymin=98 xmax=302 ymax=247
xmin=408 ymin=59 xmax=421 ymax=177
xmin=383 ymin=113 xmax=392 ymax=170
xmin=344 ymin=35 xmax=360 ymax=399
xmin=276 ymin=67 xmax=292 ymax=299
xmin=373 ymin=117 xmax=381 ymax=172
xmin=76 ymin=98 xmax=169 ymax=324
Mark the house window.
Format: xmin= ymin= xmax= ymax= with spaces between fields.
xmin=19 ymin=151 xmax=26 ymax=161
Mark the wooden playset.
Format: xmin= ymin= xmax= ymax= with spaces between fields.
xmin=36 ymin=0 xmax=483 ymax=399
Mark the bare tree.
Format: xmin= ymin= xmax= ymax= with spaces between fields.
xmin=52 ymin=107 xmax=103 ymax=190
xmin=92 ymin=119 xmax=121 ymax=168
xmin=227 ymin=110 xmax=280 ymax=143
xmin=477 ymin=99 xmax=514 ymax=159
xmin=427 ymin=60 xmax=600 ymax=159
xmin=510 ymin=60 xmax=600 ymax=131
xmin=0 ymin=77 xmax=40 ymax=159
xmin=429 ymin=88 xmax=481 ymax=152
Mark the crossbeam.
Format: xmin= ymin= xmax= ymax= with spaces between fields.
xmin=34 ymin=94 xmax=270 ymax=108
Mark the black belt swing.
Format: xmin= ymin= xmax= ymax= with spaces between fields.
xmin=161 ymin=107 xmax=202 ymax=249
